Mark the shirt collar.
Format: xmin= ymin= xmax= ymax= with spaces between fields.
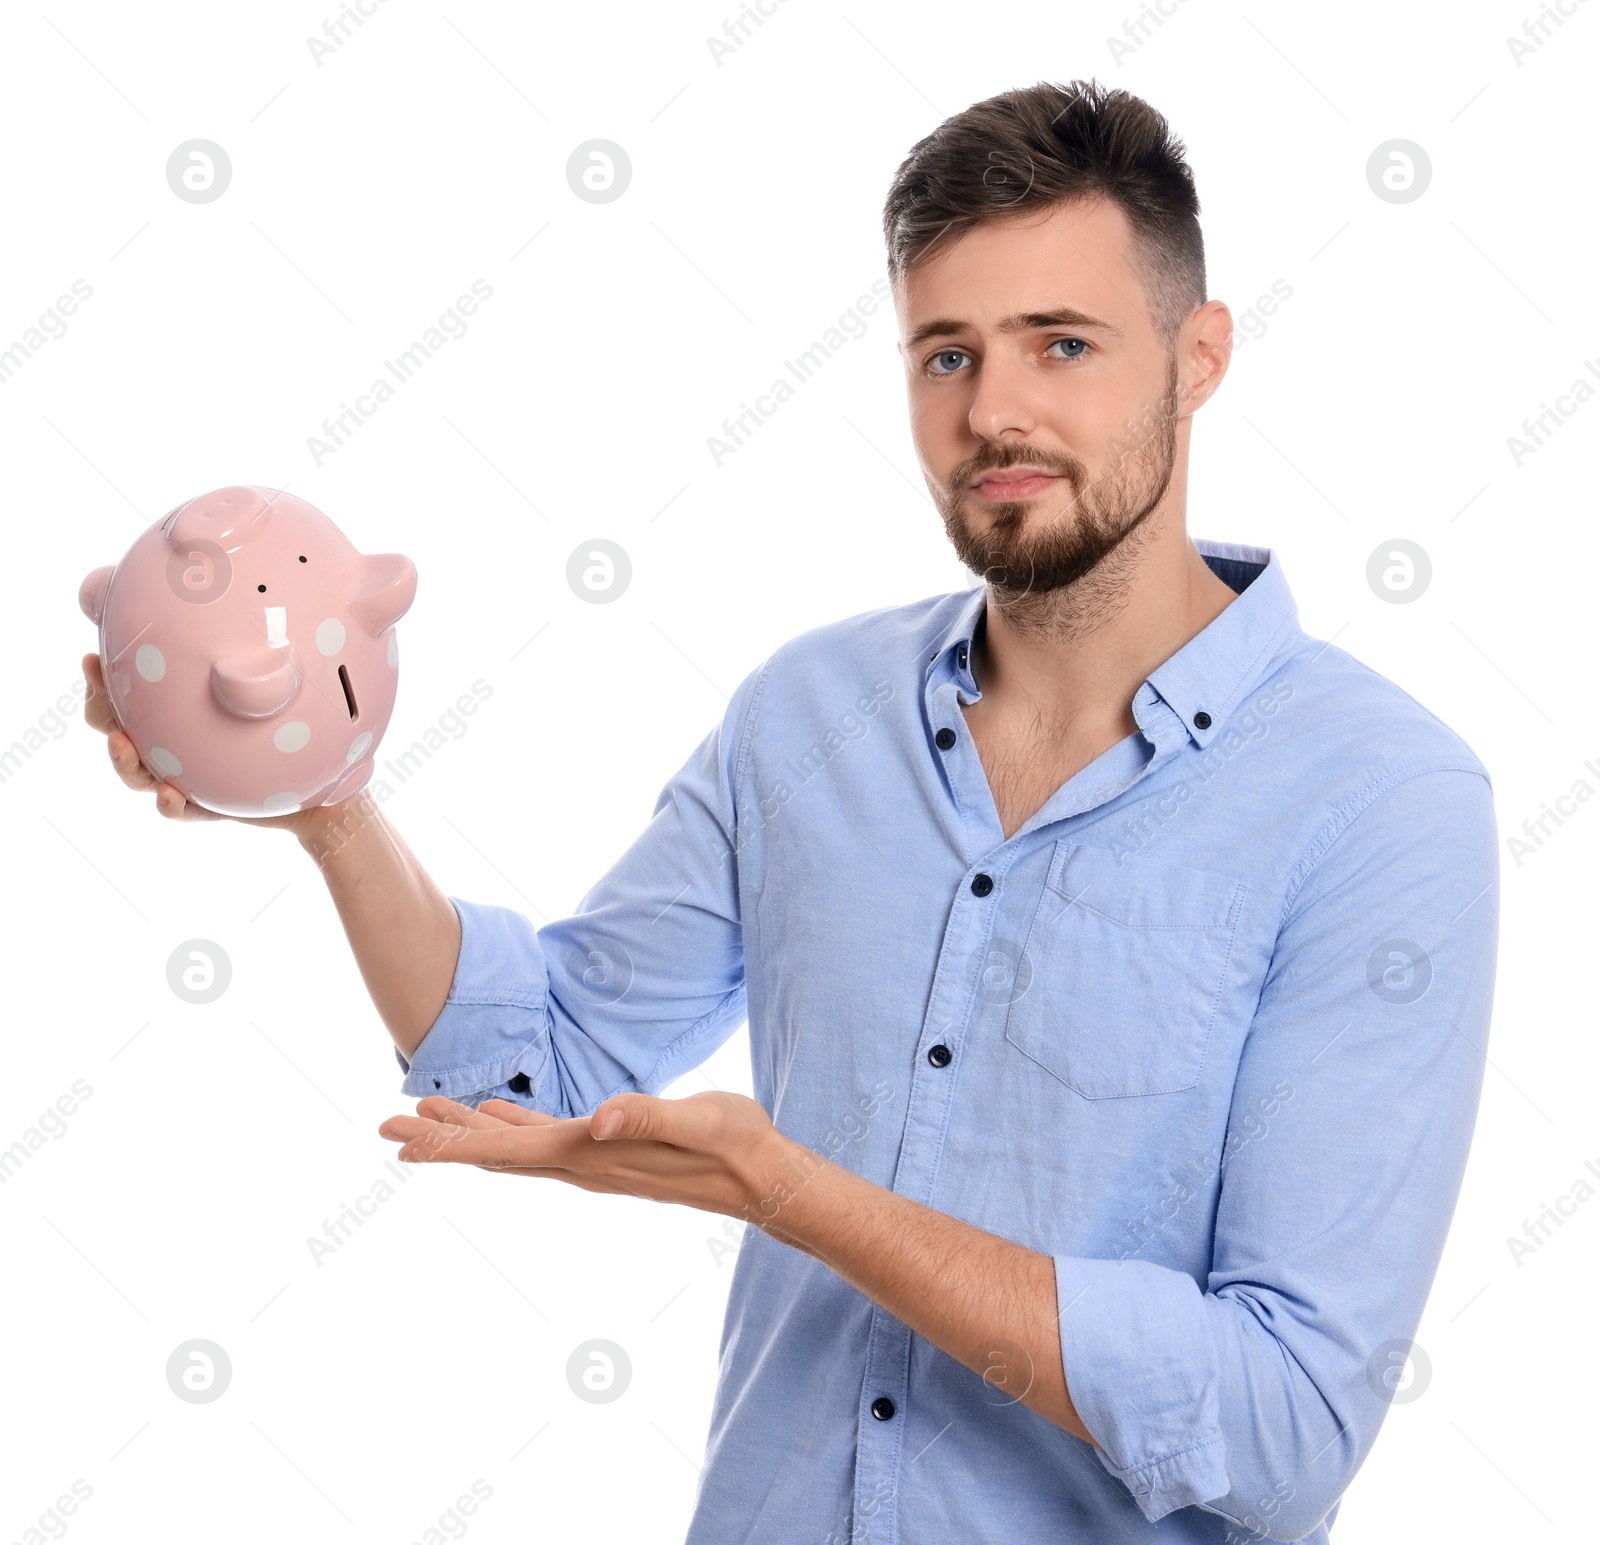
xmin=925 ymin=540 xmax=1301 ymax=750
xmin=1146 ymin=540 xmax=1300 ymax=748
xmin=927 ymin=581 xmax=987 ymax=698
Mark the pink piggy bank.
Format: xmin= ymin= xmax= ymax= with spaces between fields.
xmin=79 ymin=485 xmax=417 ymax=818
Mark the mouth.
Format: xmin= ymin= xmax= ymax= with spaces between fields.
xmin=970 ymin=470 xmax=1064 ymax=502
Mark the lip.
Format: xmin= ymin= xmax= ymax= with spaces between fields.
xmin=971 ymin=470 xmax=1063 ymax=501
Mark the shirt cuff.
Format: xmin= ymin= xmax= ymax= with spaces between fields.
xmin=392 ymin=897 xmax=554 ymax=1104
xmin=1054 ymin=1254 xmax=1230 ymax=1524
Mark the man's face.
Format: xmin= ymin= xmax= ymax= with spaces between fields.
xmin=895 ymin=197 xmax=1187 ymax=598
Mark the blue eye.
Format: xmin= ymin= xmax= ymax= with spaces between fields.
xmin=927 ymin=349 xmax=969 ymax=374
xmin=1048 ymin=337 xmax=1090 ymax=360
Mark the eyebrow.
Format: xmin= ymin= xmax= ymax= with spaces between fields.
xmin=904 ymin=307 xmax=1123 ymax=349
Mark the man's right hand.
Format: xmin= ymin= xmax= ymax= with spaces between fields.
xmin=84 ymin=648 xmax=462 ymax=1059
xmin=81 ymin=650 xmax=320 ymax=837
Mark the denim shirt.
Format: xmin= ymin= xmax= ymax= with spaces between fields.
xmin=395 ymin=540 xmax=1499 ymax=1543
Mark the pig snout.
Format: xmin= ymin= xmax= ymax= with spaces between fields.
xmin=210 ymin=647 xmax=302 ymax=719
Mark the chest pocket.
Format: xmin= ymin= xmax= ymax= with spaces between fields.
xmin=1003 ymin=840 xmax=1246 ymax=1099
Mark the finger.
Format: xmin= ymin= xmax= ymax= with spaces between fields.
xmin=393 ymin=1118 xmax=581 ymax=1171
xmin=403 ymin=1095 xmax=563 ymax=1132
xmin=475 ymin=1097 xmax=564 ymax=1128
xmin=376 ymin=1104 xmax=555 ymax=1155
xmin=107 ymin=729 xmax=157 ymax=792
xmin=588 ymin=1088 xmax=765 ymax=1146
xmin=153 ymin=779 xmax=221 ymax=822
xmin=85 ymin=656 xmax=227 ymax=823
xmin=83 ymin=654 xmax=119 ymax=735
xmin=590 ymin=1092 xmax=688 ymax=1145
xmin=377 ymin=1113 xmax=474 ymax=1147
xmin=413 ymin=1095 xmax=515 ymax=1129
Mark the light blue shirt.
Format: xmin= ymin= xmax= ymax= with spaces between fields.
xmin=395 ymin=540 xmax=1498 ymax=1543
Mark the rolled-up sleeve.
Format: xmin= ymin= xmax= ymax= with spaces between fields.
xmin=392 ymin=897 xmax=554 ymax=1102
xmin=394 ymin=659 xmax=768 ymax=1116
xmin=1054 ymin=762 xmax=1499 ymax=1536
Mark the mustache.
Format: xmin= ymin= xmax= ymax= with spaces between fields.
xmin=949 ymin=445 xmax=1085 ymax=491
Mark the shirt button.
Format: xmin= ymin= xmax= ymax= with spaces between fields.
xmin=508 ymin=1072 xmax=532 ymax=1094
xmin=934 ymin=727 xmax=956 ymax=751
xmin=958 ymin=646 xmax=968 ymax=669
xmin=970 ymin=873 xmax=994 ymax=897
xmin=1194 ymin=711 xmax=1212 ymax=729
xmin=871 ymin=1396 xmax=896 ymax=1420
xmin=927 ymin=1043 xmax=952 ymax=1068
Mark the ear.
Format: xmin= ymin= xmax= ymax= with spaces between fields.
xmin=349 ymin=553 xmax=417 ymax=636
xmin=79 ymin=566 xmax=114 ymax=625
xmin=210 ymin=647 xmax=301 ymax=719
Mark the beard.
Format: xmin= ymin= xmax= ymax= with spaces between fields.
xmin=936 ymin=353 xmax=1181 ymax=632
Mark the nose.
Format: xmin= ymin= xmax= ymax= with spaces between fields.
xmin=966 ymin=348 xmax=1044 ymax=444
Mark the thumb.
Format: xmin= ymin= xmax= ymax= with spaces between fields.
xmin=591 ymin=1095 xmax=653 ymax=1141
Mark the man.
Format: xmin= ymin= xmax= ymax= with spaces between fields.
xmin=88 ymin=79 xmax=1497 ymax=1543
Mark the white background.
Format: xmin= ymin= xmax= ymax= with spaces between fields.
xmin=1 ymin=0 xmax=1593 ymax=1539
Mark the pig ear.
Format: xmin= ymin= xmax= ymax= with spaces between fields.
xmin=210 ymin=648 xmax=301 ymax=719
xmin=79 ymin=565 xmax=114 ymax=625
xmin=349 ymin=553 xmax=417 ymax=636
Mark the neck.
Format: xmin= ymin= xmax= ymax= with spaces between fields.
xmin=970 ymin=509 xmax=1238 ymax=742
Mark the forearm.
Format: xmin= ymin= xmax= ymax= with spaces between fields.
xmin=752 ymin=1135 xmax=1097 ymax=1446
xmin=296 ymin=789 xmax=462 ymax=1061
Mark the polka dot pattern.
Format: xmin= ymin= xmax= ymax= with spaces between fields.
xmin=386 ymin=631 xmax=398 ymax=668
xmin=148 ymin=746 xmax=182 ymax=777
xmin=316 ymin=618 xmax=346 ymax=657
xmin=346 ymin=731 xmax=373 ymax=764
xmin=136 ymin=644 xmax=166 ymax=681
xmin=273 ymin=720 xmax=311 ymax=753
xmin=263 ymin=791 xmax=302 ymax=811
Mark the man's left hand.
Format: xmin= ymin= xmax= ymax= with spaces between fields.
xmin=377 ymin=1089 xmax=792 ymax=1223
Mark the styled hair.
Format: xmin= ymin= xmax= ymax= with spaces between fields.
xmin=882 ymin=79 xmax=1206 ymax=348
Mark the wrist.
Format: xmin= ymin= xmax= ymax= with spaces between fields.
xmin=743 ymin=1132 xmax=834 ymax=1246
xmin=295 ymin=789 xmax=379 ymax=868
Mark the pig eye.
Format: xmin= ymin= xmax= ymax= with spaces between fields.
xmin=257 ymin=584 xmax=267 ymax=592
xmin=299 ymin=555 xmax=307 ymax=562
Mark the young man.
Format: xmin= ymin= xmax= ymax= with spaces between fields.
xmin=88 ymin=80 xmax=1497 ymax=1544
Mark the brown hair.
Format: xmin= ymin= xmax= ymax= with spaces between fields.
xmin=882 ymin=79 xmax=1206 ymax=349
